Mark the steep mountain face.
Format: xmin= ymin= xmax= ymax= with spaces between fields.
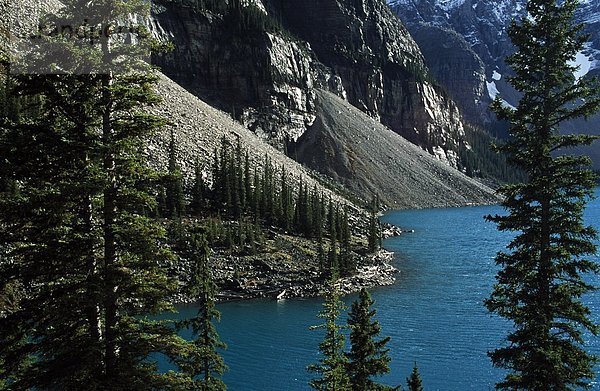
xmin=388 ymin=0 xmax=521 ymax=125
xmin=4 ymin=0 xmax=500 ymax=208
xmin=389 ymin=0 xmax=600 ymax=166
xmin=151 ymin=0 xmax=473 ymax=168
xmin=150 ymin=1 xmax=326 ymax=146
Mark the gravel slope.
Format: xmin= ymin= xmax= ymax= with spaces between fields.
xmin=294 ymin=90 xmax=501 ymax=209
xmin=149 ymin=74 xmax=349 ymax=206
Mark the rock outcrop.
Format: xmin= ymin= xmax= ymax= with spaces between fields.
xmin=275 ymin=0 xmax=469 ymax=167
xmin=150 ymin=0 xmax=475 ymax=169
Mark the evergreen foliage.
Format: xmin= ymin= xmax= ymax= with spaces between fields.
xmin=406 ymin=362 xmax=424 ymax=391
xmin=308 ymin=272 xmax=351 ymax=391
xmin=190 ymin=159 xmax=207 ymax=215
xmin=460 ymin=123 xmax=527 ymax=184
xmin=175 ymin=227 xmax=227 ymax=390
xmin=198 ymin=139 xmax=359 ymax=275
xmin=367 ymin=197 xmax=381 ymax=254
xmin=0 ymin=1 xmax=196 ymax=388
xmin=166 ymin=130 xmax=186 ymax=218
xmin=485 ymin=0 xmax=600 ymax=389
xmin=346 ymin=289 xmax=392 ymax=390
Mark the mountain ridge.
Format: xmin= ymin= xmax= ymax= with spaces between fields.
xmin=389 ymin=0 xmax=600 ymax=168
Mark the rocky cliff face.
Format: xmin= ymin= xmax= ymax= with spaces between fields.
xmin=151 ymin=0 xmax=473 ymax=168
xmin=273 ymin=0 xmax=470 ymax=167
xmin=389 ymin=0 xmax=600 ymax=159
xmin=150 ymin=1 xmax=325 ymax=146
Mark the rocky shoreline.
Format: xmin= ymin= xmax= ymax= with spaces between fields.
xmin=212 ymin=248 xmax=398 ymax=302
xmin=170 ymin=222 xmax=408 ymax=304
xmin=173 ymin=247 xmax=399 ymax=304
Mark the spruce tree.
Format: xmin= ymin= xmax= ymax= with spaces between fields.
xmin=367 ymin=198 xmax=379 ymax=253
xmin=308 ymin=272 xmax=351 ymax=391
xmin=328 ymin=200 xmax=339 ymax=275
xmin=346 ymin=289 xmax=392 ymax=390
xmin=176 ymin=229 xmax=227 ymax=391
xmin=244 ymin=151 xmax=251 ymax=214
xmin=406 ymin=362 xmax=423 ymax=391
xmin=485 ymin=0 xmax=600 ymax=389
xmin=191 ymin=159 xmax=206 ymax=215
xmin=339 ymin=208 xmax=353 ymax=277
xmin=0 ymin=1 xmax=195 ymax=388
xmin=166 ymin=130 xmax=185 ymax=218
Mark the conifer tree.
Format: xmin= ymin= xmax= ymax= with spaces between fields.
xmin=328 ymin=201 xmax=339 ymax=276
xmin=367 ymin=198 xmax=379 ymax=253
xmin=0 ymin=1 xmax=195 ymax=388
xmin=308 ymin=272 xmax=351 ymax=391
xmin=406 ymin=362 xmax=423 ymax=391
xmin=339 ymin=208 xmax=353 ymax=277
xmin=252 ymin=166 xmax=261 ymax=222
xmin=176 ymin=229 xmax=227 ymax=391
xmin=280 ymin=167 xmax=292 ymax=231
xmin=191 ymin=159 xmax=206 ymax=215
xmin=485 ymin=0 xmax=600 ymax=389
xmin=166 ymin=130 xmax=185 ymax=218
xmin=244 ymin=151 xmax=251 ymax=213
xmin=235 ymin=139 xmax=246 ymax=214
xmin=346 ymin=289 xmax=392 ymax=390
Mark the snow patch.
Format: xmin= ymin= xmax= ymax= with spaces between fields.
xmin=486 ymin=80 xmax=499 ymax=100
xmin=492 ymin=70 xmax=501 ymax=81
xmin=569 ymin=47 xmax=592 ymax=80
xmin=487 ymin=79 xmax=515 ymax=109
xmin=437 ymin=0 xmax=466 ymax=12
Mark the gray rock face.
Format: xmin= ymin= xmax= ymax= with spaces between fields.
xmin=388 ymin=0 xmax=519 ymax=127
xmin=403 ymin=23 xmax=489 ymax=125
xmin=150 ymin=2 xmax=327 ymax=147
xmin=151 ymin=0 xmax=473 ymax=168
xmin=273 ymin=0 xmax=470 ymax=167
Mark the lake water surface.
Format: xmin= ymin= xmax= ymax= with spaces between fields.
xmin=176 ymin=188 xmax=600 ymax=390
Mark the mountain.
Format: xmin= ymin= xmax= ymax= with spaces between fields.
xmin=292 ymin=90 xmax=497 ymax=208
xmin=388 ymin=0 xmax=600 ymax=167
xmin=150 ymin=0 xmax=490 ymax=171
xmin=4 ymin=0 xmax=500 ymax=208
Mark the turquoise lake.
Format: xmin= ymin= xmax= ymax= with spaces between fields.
xmin=175 ymin=188 xmax=600 ymax=390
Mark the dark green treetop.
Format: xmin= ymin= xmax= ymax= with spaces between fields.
xmin=406 ymin=362 xmax=423 ymax=391
xmin=308 ymin=271 xmax=351 ymax=391
xmin=0 ymin=0 xmax=197 ymax=388
xmin=175 ymin=227 xmax=228 ymax=391
xmin=346 ymin=288 xmax=392 ymax=391
xmin=485 ymin=0 xmax=600 ymax=389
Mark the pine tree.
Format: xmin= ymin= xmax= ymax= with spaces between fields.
xmin=250 ymin=166 xmax=259 ymax=220
xmin=0 ymin=1 xmax=195 ymax=388
xmin=339 ymin=208 xmax=353 ymax=277
xmin=166 ymin=129 xmax=185 ymax=218
xmin=280 ymin=167 xmax=292 ymax=231
xmin=406 ymin=362 xmax=423 ymax=391
xmin=244 ymin=151 xmax=251 ymax=214
xmin=308 ymin=272 xmax=351 ymax=391
xmin=485 ymin=1 xmax=600 ymax=389
xmin=346 ymin=289 xmax=392 ymax=390
xmin=367 ymin=198 xmax=380 ymax=254
xmin=176 ymin=229 xmax=227 ymax=390
xmin=191 ymin=159 xmax=206 ymax=215
xmin=235 ymin=139 xmax=246 ymax=214
xmin=328 ymin=200 xmax=339 ymax=275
